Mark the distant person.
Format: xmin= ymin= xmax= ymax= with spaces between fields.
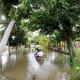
xmin=35 ymin=48 xmax=44 ymax=65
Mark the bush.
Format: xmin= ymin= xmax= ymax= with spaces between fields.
xmin=28 ymin=35 xmax=50 ymax=55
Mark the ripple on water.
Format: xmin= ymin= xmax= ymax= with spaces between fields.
xmin=26 ymin=51 xmax=60 ymax=80
xmin=26 ymin=50 xmax=71 ymax=80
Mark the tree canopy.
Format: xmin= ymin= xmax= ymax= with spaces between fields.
xmin=1 ymin=0 xmax=80 ymax=64
xmin=29 ymin=0 xmax=80 ymax=41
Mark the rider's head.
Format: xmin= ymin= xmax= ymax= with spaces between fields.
xmin=36 ymin=48 xmax=41 ymax=52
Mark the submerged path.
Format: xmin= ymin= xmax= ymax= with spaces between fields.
xmin=27 ymin=51 xmax=70 ymax=80
xmin=1 ymin=50 xmax=70 ymax=80
xmin=1 ymin=54 xmax=27 ymax=80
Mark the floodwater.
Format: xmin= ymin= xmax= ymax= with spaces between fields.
xmin=26 ymin=51 xmax=70 ymax=80
xmin=0 ymin=47 xmax=71 ymax=80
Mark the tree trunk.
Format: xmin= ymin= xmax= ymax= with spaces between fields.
xmin=0 ymin=20 xmax=15 ymax=54
xmin=67 ymin=38 xmax=76 ymax=66
xmin=0 ymin=20 xmax=15 ymax=68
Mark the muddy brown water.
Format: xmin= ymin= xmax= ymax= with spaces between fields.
xmin=1 ymin=54 xmax=27 ymax=80
xmin=0 ymin=50 xmax=71 ymax=80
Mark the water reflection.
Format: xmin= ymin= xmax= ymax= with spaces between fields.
xmin=1 ymin=46 xmax=25 ymax=69
xmin=0 ymin=46 xmax=26 ymax=80
xmin=27 ymin=51 xmax=70 ymax=80
xmin=1 ymin=46 xmax=70 ymax=80
xmin=1 ymin=51 xmax=17 ymax=69
xmin=2 ymin=51 xmax=9 ymax=68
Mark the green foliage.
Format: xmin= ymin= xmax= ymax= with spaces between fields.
xmin=29 ymin=0 xmax=80 ymax=41
xmin=49 ymin=31 xmax=63 ymax=45
xmin=73 ymin=58 xmax=80 ymax=73
xmin=2 ymin=0 xmax=80 ymax=39
xmin=2 ymin=0 xmax=30 ymax=46
xmin=70 ymin=58 xmax=80 ymax=80
xmin=73 ymin=23 xmax=80 ymax=38
xmin=2 ymin=0 xmax=19 ymax=19
xmin=2 ymin=0 xmax=80 ymax=59
xmin=28 ymin=34 xmax=49 ymax=55
xmin=3 ymin=0 xmax=80 ymax=40
xmin=0 ymin=0 xmax=3 ymax=7
xmin=73 ymin=48 xmax=80 ymax=73
xmin=27 ymin=0 xmax=80 ymax=64
xmin=37 ymin=35 xmax=49 ymax=55
xmin=9 ymin=21 xmax=28 ymax=46
xmin=8 ymin=7 xmax=18 ymax=20
xmin=36 ymin=35 xmax=49 ymax=48
xmin=20 ymin=19 xmax=29 ymax=31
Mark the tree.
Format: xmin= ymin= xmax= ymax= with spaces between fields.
xmin=49 ymin=31 xmax=63 ymax=48
xmin=73 ymin=22 xmax=80 ymax=39
xmin=2 ymin=0 xmax=80 ymax=65
xmin=9 ymin=20 xmax=28 ymax=46
xmin=2 ymin=0 xmax=20 ymax=18
xmin=2 ymin=0 xmax=29 ymax=47
xmin=28 ymin=0 xmax=80 ymax=65
xmin=0 ymin=20 xmax=15 ymax=55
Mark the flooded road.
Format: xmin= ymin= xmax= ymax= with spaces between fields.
xmin=2 ymin=55 xmax=27 ymax=80
xmin=0 ymin=47 xmax=71 ymax=80
xmin=26 ymin=51 xmax=70 ymax=80
xmin=0 ymin=46 xmax=27 ymax=80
